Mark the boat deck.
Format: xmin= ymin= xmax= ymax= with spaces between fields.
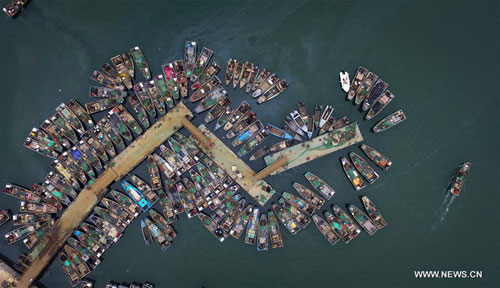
xmin=264 ymin=123 xmax=364 ymax=175
xmin=189 ymin=125 xmax=275 ymax=206
xmin=17 ymin=103 xmax=193 ymax=287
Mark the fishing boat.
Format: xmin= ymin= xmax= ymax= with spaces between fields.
xmin=245 ymin=66 xmax=259 ymax=93
xmin=323 ymin=210 xmax=352 ymax=244
xmin=226 ymin=112 xmax=257 ymax=139
xmin=265 ymin=124 xmax=293 ymax=140
xmin=284 ymin=115 xmax=305 ymax=137
xmin=3 ymin=0 xmax=28 ymax=18
xmin=112 ymin=105 xmax=142 ymax=135
xmin=93 ymin=206 xmax=126 ymax=232
xmin=168 ymin=138 xmax=195 ymax=171
xmin=239 ymin=61 xmax=254 ymax=89
xmin=183 ymin=178 xmax=208 ymax=212
xmin=194 ymin=85 xmax=227 ymax=113
xmin=110 ymin=190 xmax=141 ymax=217
xmin=189 ymin=76 xmax=221 ymax=103
xmin=199 ymin=213 xmax=228 ymax=242
xmin=59 ymin=251 xmax=80 ymax=287
xmin=257 ymin=213 xmax=269 ymax=251
xmin=354 ymin=72 xmax=378 ymax=105
xmin=79 ymin=223 xmax=113 ymax=249
xmin=23 ymin=219 xmax=55 ymax=249
xmin=190 ymin=47 xmax=214 ymax=82
xmin=63 ymin=245 xmax=91 ymax=279
xmin=224 ymin=101 xmax=251 ymax=131
xmin=0 ymin=210 xmax=10 ymax=226
xmin=319 ymin=106 xmax=334 ymax=128
xmin=191 ymin=61 xmax=221 ymax=90
xmin=175 ymin=182 xmax=198 ymax=218
xmin=90 ymin=215 xmax=122 ymax=242
xmin=304 ymin=172 xmax=335 ymax=200
xmin=67 ymin=99 xmax=95 ymax=129
xmin=60 ymin=151 xmax=89 ymax=183
xmin=110 ymin=55 xmax=133 ymax=89
xmin=348 ymin=204 xmax=378 ymax=236
xmin=85 ymin=96 xmax=125 ymax=114
xmin=106 ymin=110 xmax=133 ymax=142
xmin=121 ymin=180 xmax=153 ymax=212
xmin=173 ymin=60 xmax=188 ymax=97
xmin=184 ymin=41 xmax=197 ymax=77
xmin=89 ymin=125 xmax=116 ymax=159
xmin=5 ymin=223 xmax=39 ymax=244
xmin=449 ymin=162 xmax=471 ymax=196
xmin=251 ymin=69 xmax=270 ymax=92
xmin=101 ymin=198 xmax=134 ymax=224
xmin=249 ymin=139 xmax=293 ymax=161
xmin=56 ymin=103 xmax=86 ymax=135
xmin=214 ymin=106 xmax=233 ymax=131
xmin=50 ymin=112 xmax=78 ymax=144
xmin=220 ymin=198 xmax=246 ymax=232
xmin=225 ymin=58 xmax=236 ymax=86
xmin=366 ymin=90 xmax=395 ymax=120
xmin=23 ymin=137 xmax=58 ymax=159
xmin=144 ymin=81 xmax=166 ymax=115
xmin=257 ymin=79 xmax=289 ymax=104
xmin=252 ymin=74 xmax=278 ymax=98
xmin=91 ymin=70 xmax=122 ymax=89
xmin=244 ymin=207 xmax=259 ymax=245
xmin=282 ymin=192 xmax=316 ymax=216
xmin=341 ymin=157 xmax=366 ymax=190
xmin=267 ymin=210 xmax=283 ymax=248
xmin=74 ymin=141 xmax=101 ymax=172
xmin=49 ymin=161 xmax=79 ymax=193
xmin=278 ymin=197 xmax=310 ymax=228
xmin=12 ymin=213 xmax=50 ymax=226
xmin=360 ymin=144 xmax=392 ymax=170
xmin=232 ymin=61 xmax=243 ymax=88
xmin=126 ymin=93 xmax=150 ymax=129
xmin=88 ymin=86 xmax=127 ymax=98
xmin=147 ymin=156 xmax=162 ymax=190
xmin=372 ymin=110 xmax=406 ymax=133
xmin=130 ymin=175 xmax=159 ymax=205
xmin=229 ymin=204 xmax=253 ymax=239
xmin=149 ymin=209 xmax=177 ymax=242
xmin=340 ymin=70 xmax=350 ymax=92
xmin=347 ymin=67 xmax=368 ymax=100
xmin=349 ymin=152 xmax=379 ymax=184
xmin=99 ymin=117 xmax=127 ymax=150
xmin=40 ymin=119 xmax=71 ymax=149
xmin=281 ymin=125 xmax=302 ymax=141
xmin=237 ymin=129 xmax=268 ymax=157
xmin=313 ymin=105 xmax=322 ymax=128
xmin=134 ymin=83 xmax=157 ymax=118
xmin=361 ymin=196 xmax=387 ymax=229
xmin=306 ymin=114 xmax=314 ymax=138
xmin=293 ymin=182 xmax=324 ymax=208
xmin=32 ymin=184 xmax=62 ymax=210
xmin=102 ymin=63 xmax=121 ymax=83
xmin=45 ymin=172 xmax=77 ymax=200
xmin=130 ymin=46 xmax=151 ymax=80
xmin=154 ymin=75 xmax=174 ymax=109
xmin=313 ymin=215 xmax=340 ymax=245
xmin=362 ymin=78 xmax=388 ymax=111
xmin=155 ymin=189 xmax=177 ymax=224
xmin=272 ymin=204 xmax=300 ymax=235
xmin=175 ymin=132 xmax=204 ymax=161
xmin=144 ymin=217 xmax=170 ymax=251
xmin=290 ymin=111 xmax=308 ymax=134
xmin=3 ymin=184 xmax=41 ymax=203
xmin=122 ymin=52 xmax=135 ymax=78
xmin=332 ymin=205 xmax=361 ymax=241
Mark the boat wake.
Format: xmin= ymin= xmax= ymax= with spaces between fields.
xmin=430 ymin=192 xmax=457 ymax=231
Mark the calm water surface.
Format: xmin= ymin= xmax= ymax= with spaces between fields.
xmin=0 ymin=1 xmax=498 ymax=287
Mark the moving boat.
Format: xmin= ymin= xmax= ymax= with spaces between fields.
xmin=361 ymin=196 xmax=387 ymax=229
xmin=3 ymin=184 xmax=41 ymax=203
xmin=341 ymin=157 xmax=365 ymax=191
xmin=130 ymin=46 xmax=151 ymax=80
xmin=225 ymin=58 xmax=236 ymax=86
xmin=252 ymin=74 xmax=278 ymax=98
xmin=190 ymin=47 xmax=214 ymax=83
xmin=313 ymin=214 xmax=340 ymax=245
xmin=257 ymin=213 xmax=269 ymax=251
xmin=366 ymin=90 xmax=395 ymax=120
xmin=110 ymin=55 xmax=133 ymax=89
xmin=239 ymin=61 xmax=254 ymax=89
xmin=319 ymin=105 xmax=334 ymax=128
xmin=265 ymin=124 xmax=293 ymax=140
xmin=232 ymin=61 xmax=243 ymax=88
xmin=272 ymin=203 xmax=300 ymax=235
xmin=362 ymin=78 xmax=388 ymax=112
xmin=244 ymin=207 xmax=259 ymax=245
xmin=347 ymin=66 xmax=368 ymax=100
xmin=184 ymin=41 xmax=197 ymax=77
xmin=449 ymin=162 xmax=471 ymax=196
xmin=245 ymin=66 xmax=259 ymax=93
xmin=0 ymin=210 xmax=10 ymax=226
xmin=121 ymin=180 xmax=153 ymax=212
xmin=199 ymin=213 xmax=228 ymax=242
xmin=332 ymin=204 xmax=361 ymax=242
xmin=292 ymin=182 xmax=324 ymax=208
xmin=349 ymin=152 xmax=379 ymax=184
xmin=191 ymin=62 xmax=221 ymax=91
xmin=348 ymin=204 xmax=378 ymax=236
xmin=278 ymin=197 xmax=310 ymax=228
xmin=282 ymin=192 xmax=316 ymax=216
xmin=360 ymin=144 xmax=392 ymax=170
xmin=339 ymin=70 xmax=350 ymax=92
xmin=257 ymin=79 xmax=288 ymax=104
xmin=251 ymin=69 xmax=270 ymax=92
xmin=85 ymin=96 xmax=125 ymax=114
xmin=304 ymin=172 xmax=335 ymax=199
xmin=372 ymin=110 xmax=406 ymax=133
xmin=354 ymin=71 xmax=378 ymax=105
xmin=268 ymin=210 xmax=283 ymax=248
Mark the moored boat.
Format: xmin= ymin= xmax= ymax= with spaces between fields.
xmin=23 ymin=219 xmax=55 ymax=249
xmin=361 ymin=196 xmax=387 ymax=229
xmin=0 ymin=210 xmax=10 ymax=226
xmin=121 ymin=180 xmax=153 ymax=212
xmin=5 ymin=223 xmax=39 ymax=244
xmin=59 ymin=251 xmax=81 ymax=287
xmin=339 ymin=70 xmax=350 ymax=92
xmin=362 ymin=78 xmax=388 ymax=112
xmin=239 ymin=61 xmax=254 ymax=89
xmin=284 ymin=115 xmax=305 ymax=137
xmin=189 ymin=76 xmax=221 ymax=103
xmin=304 ymin=172 xmax=335 ymax=199
xmin=91 ymin=70 xmax=122 ymax=89
xmin=232 ymin=61 xmax=243 ymax=88
xmin=360 ymin=144 xmax=392 ymax=170
xmin=214 ymin=106 xmax=233 ymax=131
xmin=173 ymin=60 xmax=188 ymax=97
xmin=90 ymin=215 xmax=122 ymax=242
xmin=272 ymin=203 xmax=300 ymax=235
xmin=256 ymin=213 xmax=269 ymax=251
xmin=224 ymin=101 xmax=251 ymax=131
xmin=290 ymin=111 xmax=308 ymax=134
xmin=122 ymin=52 xmax=135 ymax=78
xmin=292 ymin=182 xmax=324 ymax=208
xmin=190 ymin=47 xmax=214 ymax=82
xmin=3 ymin=184 xmax=41 ymax=203
xmin=50 ymin=112 xmax=78 ymax=144
xmin=147 ymin=155 xmax=162 ymax=190
xmin=244 ymin=207 xmax=259 ymax=245
xmin=251 ymin=69 xmax=270 ymax=92
xmin=349 ymin=152 xmax=379 ymax=184
xmin=12 ymin=213 xmax=50 ymax=226
xmin=245 ymin=66 xmax=259 ymax=93
xmin=268 ymin=210 xmax=283 ymax=248
xmin=449 ymin=162 xmax=471 ymax=196
xmin=278 ymin=197 xmax=310 ymax=228
xmin=134 ymin=83 xmax=157 ymax=118
xmin=130 ymin=46 xmax=151 ymax=80
xmin=126 ymin=93 xmax=150 ymax=129
xmin=265 ymin=124 xmax=293 ymax=140
xmin=144 ymin=80 xmax=166 ymax=115
xmin=184 ymin=41 xmax=197 ymax=77
xmin=237 ymin=129 xmax=268 ymax=157
xmin=348 ymin=204 xmax=378 ymax=236
xmin=306 ymin=114 xmax=314 ymax=138
xmin=194 ymin=85 xmax=227 ymax=113
xmin=88 ymin=86 xmax=127 ymax=98
xmin=110 ymin=55 xmax=133 ymax=89
xmin=85 ymin=96 xmax=124 ymax=114
xmin=347 ymin=66 xmax=368 ymax=100
xmin=366 ymin=90 xmax=395 ymax=120
xmin=341 ymin=157 xmax=365 ymax=191
xmin=154 ymin=75 xmax=175 ymax=109
xmin=319 ymin=105 xmax=334 ymax=128
xmin=144 ymin=217 xmax=170 ymax=251
xmin=191 ymin=62 xmax=221 ymax=91
xmin=252 ymin=74 xmax=278 ymax=98
xmin=282 ymin=192 xmax=316 ymax=216
xmin=67 ymin=99 xmax=95 ymax=129
xmin=56 ymin=102 xmax=86 ymax=135
xmin=323 ymin=210 xmax=353 ymax=244
xmin=149 ymin=209 xmax=177 ymax=242
xmin=110 ymin=190 xmax=141 ymax=217
xmin=225 ymin=58 xmax=236 ymax=86
xmin=229 ymin=204 xmax=253 ymax=239
xmin=313 ymin=214 xmax=340 ymax=245
xmin=372 ymin=110 xmax=406 ymax=133
xmin=257 ymin=79 xmax=289 ymax=104
xmin=354 ymin=71 xmax=378 ymax=105
xmin=40 ymin=119 xmax=71 ymax=149
xmin=112 ymin=105 xmax=143 ymax=135
xmin=199 ymin=213 xmax=228 ymax=242
xmin=313 ymin=104 xmax=322 ymax=128
xmin=332 ymin=204 xmax=361 ymax=241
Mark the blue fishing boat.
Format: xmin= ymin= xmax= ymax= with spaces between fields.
xmin=121 ymin=180 xmax=153 ymax=212
xmin=265 ymin=124 xmax=293 ymax=140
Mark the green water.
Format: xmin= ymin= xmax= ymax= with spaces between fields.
xmin=0 ymin=1 xmax=498 ymax=287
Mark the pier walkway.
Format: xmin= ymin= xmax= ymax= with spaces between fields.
xmin=17 ymin=103 xmax=193 ymax=287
